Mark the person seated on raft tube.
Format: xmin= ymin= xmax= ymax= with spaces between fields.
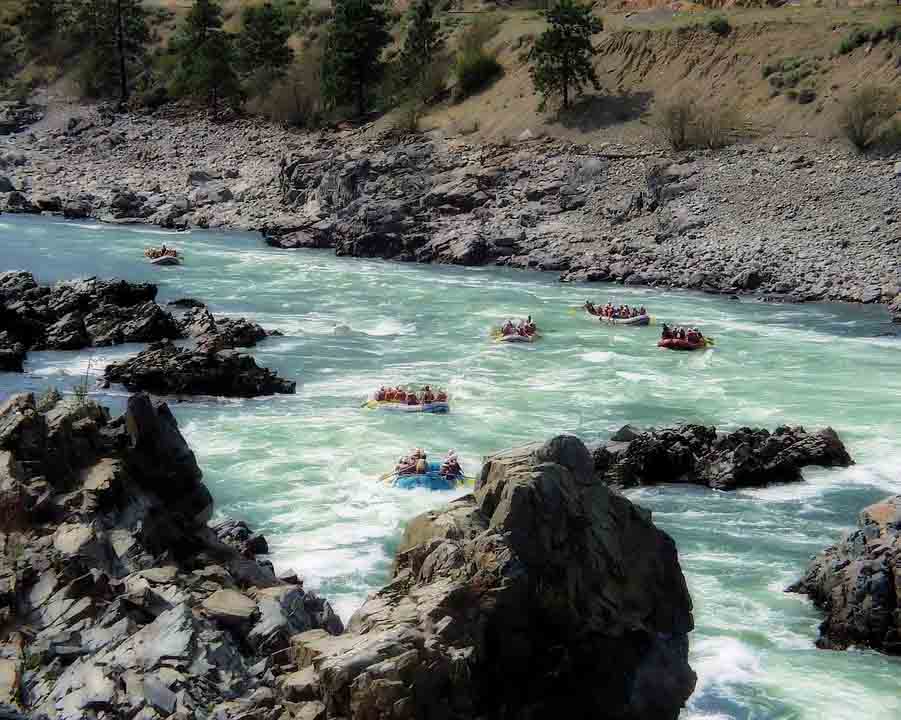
xmin=422 ymin=386 xmax=435 ymax=404
xmin=375 ymin=386 xmax=388 ymax=401
xmin=584 ymin=300 xmax=597 ymax=315
xmin=406 ymin=391 xmax=420 ymax=406
xmin=436 ymin=389 xmax=448 ymax=402
xmin=440 ymin=451 xmax=462 ymax=479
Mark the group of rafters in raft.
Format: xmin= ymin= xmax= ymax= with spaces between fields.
xmin=584 ymin=301 xmax=714 ymax=350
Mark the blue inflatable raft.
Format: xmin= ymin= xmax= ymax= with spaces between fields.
xmin=391 ymin=461 xmax=469 ymax=491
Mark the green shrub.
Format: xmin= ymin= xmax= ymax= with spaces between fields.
xmin=707 ymin=15 xmax=731 ymax=37
xmin=651 ymin=94 xmax=738 ymax=150
xmin=839 ymin=85 xmax=896 ymax=151
xmin=453 ymin=14 xmax=503 ymax=99
xmin=455 ymin=53 xmax=502 ymax=98
xmin=797 ymin=87 xmax=816 ymax=105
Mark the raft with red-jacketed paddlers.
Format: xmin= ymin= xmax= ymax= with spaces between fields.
xmin=657 ymin=324 xmax=714 ymax=351
xmin=492 ymin=316 xmax=539 ymax=343
xmin=364 ymin=385 xmax=450 ymax=413
xmin=584 ymin=301 xmax=652 ymax=326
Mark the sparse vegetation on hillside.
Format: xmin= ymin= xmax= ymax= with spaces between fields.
xmin=454 ymin=13 xmax=502 ymax=100
xmin=839 ymin=85 xmax=898 ymax=152
xmin=706 ymin=15 xmax=731 ymax=37
xmin=651 ymin=93 xmax=738 ymax=150
xmin=837 ymin=18 xmax=901 ymax=55
xmin=529 ymin=0 xmax=603 ymax=112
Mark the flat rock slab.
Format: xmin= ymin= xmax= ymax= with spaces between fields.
xmin=202 ymin=589 xmax=258 ymax=625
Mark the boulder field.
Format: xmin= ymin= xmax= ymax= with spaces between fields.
xmin=0 ymin=394 xmax=697 ymax=720
xmin=788 ymin=495 xmax=901 ymax=655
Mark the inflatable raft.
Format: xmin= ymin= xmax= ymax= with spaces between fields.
xmin=149 ymin=255 xmax=182 ymax=266
xmin=492 ymin=330 xmax=539 ymax=343
xmin=658 ymin=337 xmax=713 ymax=351
xmin=390 ymin=461 xmax=470 ymax=491
xmin=601 ymin=315 xmax=650 ymax=327
xmin=364 ymin=400 xmax=450 ymax=414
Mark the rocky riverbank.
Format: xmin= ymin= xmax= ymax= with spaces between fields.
xmin=1 ymin=105 xmax=900 ymax=320
xmin=788 ymin=494 xmax=901 ymax=655
xmin=1 ymin=395 xmax=696 ymax=719
xmin=592 ymin=424 xmax=853 ymax=490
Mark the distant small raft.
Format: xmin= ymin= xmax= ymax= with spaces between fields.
xmin=658 ymin=337 xmax=713 ymax=351
xmin=365 ymin=400 xmax=450 ymax=414
xmin=391 ymin=461 xmax=471 ymax=490
xmin=149 ymin=255 xmax=182 ymax=266
xmin=601 ymin=315 xmax=650 ymax=326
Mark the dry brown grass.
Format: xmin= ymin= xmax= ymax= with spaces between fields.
xmin=650 ymin=93 xmax=740 ymax=149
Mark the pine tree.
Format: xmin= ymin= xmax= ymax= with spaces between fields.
xmin=529 ymin=0 xmax=602 ymax=111
xmin=19 ymin=0 xmax=68 ymax=59
xmin=237 ymin=1 xmax=294 ymax=94
xmin=70 ymin=0 xmax=149 ymax=103
xmin=399 ymin=0 xmax=442 ymax=84
xmin=169 ymin=0 xmax=242 ymax=108
xmin=321 ymin=0 xmax=391 ymax=117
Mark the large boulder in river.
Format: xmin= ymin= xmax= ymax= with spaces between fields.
xmin=593 ymin=424 xmax=852 ymax=490
xmin=286 ymin=436 xmax=696 ymax=719
xmin=179 ymin=306 xmax=280 ymax=353
xmin=788 ymin=495 xmax=901 ymax=654
xmin=104 ymin=341 xmax=296 ymax=398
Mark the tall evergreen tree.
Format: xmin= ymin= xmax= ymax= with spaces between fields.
xmin=399 ymin=0 xmax=442 ymax=84
xmin=19 ymin=0 xmax=68 ymax=59
xmin=70 ymin=0 xmax=148 ymax=103
xmin=237 ymin=1 xmax=294 ymax=92
xmin=529 ymin=0 xmax=602 ymax=111
xmin=169 ymin=0 xmax=242 ymax=108
xmin=321 ymin=0 xmax=391 ymax=117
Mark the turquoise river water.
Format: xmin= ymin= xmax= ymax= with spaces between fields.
xmin=2 ymin=214 xmax=900 ymax=719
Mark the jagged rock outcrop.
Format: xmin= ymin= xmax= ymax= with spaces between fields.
xmin=0 ymin=392 xmax=341 ymax=719
xmin=179 ymin=306 xmax=282 ymax=353
xmin=788 ymin=495 xmax=901 ymax=654
xmin=104 ymin=341 xmax=296 ymax=398
xmin=592 ymin=424 xmax=852 ymax=490
xmin=283 ymin=436 xmax=696 ymax=720
xmin=0 ymin=334 xmax=25 ymax=373
xmin=0 ymin=272 xmax=181 ymax=371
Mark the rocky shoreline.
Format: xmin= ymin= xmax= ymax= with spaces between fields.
xmin=1 ymin=106 xmax=899 ymax=322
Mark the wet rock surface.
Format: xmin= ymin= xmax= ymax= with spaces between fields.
xmin=104 ymin=341 xmax=296 ymax=398
xmin=788 ymin=495 xmax=901 ymax=654
xmin=286 ymin=435 xmax=696 ymax=720
xmin=0 ymin=272 xmax=180 ymax=371
xmin=0 ymin=392 xmax=342 ymax=720
xmin=178 ymin=306 xmax=282 ymax=353
xmin=592 ymin=424 xmax=852 ymax=490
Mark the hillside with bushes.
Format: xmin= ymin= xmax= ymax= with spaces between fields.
xmin=0 ymin=0 xmax=899 ymax=150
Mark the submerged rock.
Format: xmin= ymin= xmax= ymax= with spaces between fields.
xmin=593 ymin=424 xmax=852 ymax=490
xmin=288 ymin=435 xmax=696 ymax=719
xmin=788 ymin=495 xmax=901 ymax=654
xmin=104 ymin=341 xmax=296 ymax=397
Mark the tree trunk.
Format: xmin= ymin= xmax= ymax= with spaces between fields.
xmin=116 ymin=0 xmax=128 ymax=106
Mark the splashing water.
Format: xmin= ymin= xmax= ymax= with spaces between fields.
xmin=2 ymin=215 xmax=900 ymax=718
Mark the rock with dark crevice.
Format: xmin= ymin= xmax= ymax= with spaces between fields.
xmin=104 ymin=341 xmax=296 ymax=398
xmin=593 ymin=423 xmax=852 ymax=490
xmin=179 ymin=306 xmax=281 ymax=353
xmin=788 ymin=495 xmax=901 ymax=655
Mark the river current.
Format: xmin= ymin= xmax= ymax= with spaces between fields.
xmin=2 ymin=214 xmax=899 ymax=718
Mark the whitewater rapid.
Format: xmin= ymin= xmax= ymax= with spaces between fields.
xmin=2 ymin=215 xmax=899 ymax=718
